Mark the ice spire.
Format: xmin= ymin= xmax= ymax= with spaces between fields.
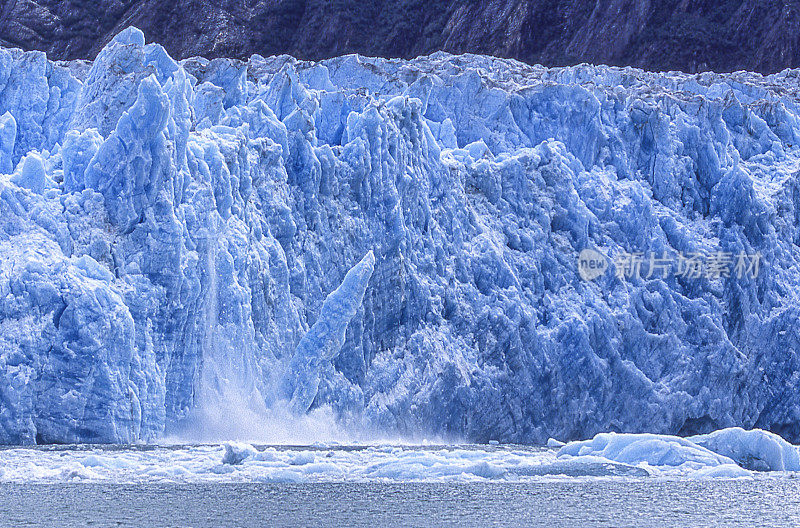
xmin=282 ymin=251 xmax=375 ymax=414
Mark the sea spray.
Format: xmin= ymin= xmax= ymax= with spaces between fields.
xmin=173 ymin=245 xmax=375 ymax=443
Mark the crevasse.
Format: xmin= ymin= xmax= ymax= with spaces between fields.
xmin=1 ymin=27 xmax=800 ymax=445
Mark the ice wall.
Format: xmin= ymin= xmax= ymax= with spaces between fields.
xmin=2 ymin=27 xmax=800 ymax=444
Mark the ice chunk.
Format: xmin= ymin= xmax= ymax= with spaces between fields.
xmin=512 ymin=458 xmax=651 ymax=478
xmin=690 ymin=428 xmax=800 ymax=472
xmin=10 ymin=152 xmax=56 ymax=194
xmin=289 ymin=451 xmax=316 ymax=465
xmin=61 ymin=128 xmax=103 ymax=192
xmin=222 ymin=442 xmax=258 ymax=465
xmin=557 ymin=433 xmax=736 ymax=469
xmin=111 ymin=26 xmax=146 ymax=48
xmin=73 ymin=255 xmax=114 ymax=283
xmin=691 ymin=464 xmax=752 ymax=479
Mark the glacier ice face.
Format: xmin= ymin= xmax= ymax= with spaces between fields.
xmin=2 ymin=27 xmax=800 ymax=444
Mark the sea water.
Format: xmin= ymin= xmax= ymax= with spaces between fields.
xmin=0 ymin=445 xmax=798 ymax=527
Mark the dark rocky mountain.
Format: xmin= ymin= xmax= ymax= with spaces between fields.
xmin=1 ymin=0 xmax=800 ymax=74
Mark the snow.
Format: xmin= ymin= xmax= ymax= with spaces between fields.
xmin=1 ymin=26 xmax=800 ymax=446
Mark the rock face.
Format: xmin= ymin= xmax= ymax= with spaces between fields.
xmin=2 ymin=1 xmax=800 ymax=73
xmin=2 ymin=27 xmax=800 ymax=445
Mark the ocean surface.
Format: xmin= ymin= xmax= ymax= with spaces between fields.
xmin=0 ymin=444 xmax=797 ymax=527
xmin=1 ymin=479 xmax=798 ymax=527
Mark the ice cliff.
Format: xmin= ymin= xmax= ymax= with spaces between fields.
xmin=2 ymin=26 xmax=800 ymax=445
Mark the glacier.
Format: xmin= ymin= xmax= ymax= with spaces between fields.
xmin=2 ymin=26 xmax=800 ymax=445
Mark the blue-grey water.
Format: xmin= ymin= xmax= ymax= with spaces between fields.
xmin=1 ymin=480 xmax=798 ymax=528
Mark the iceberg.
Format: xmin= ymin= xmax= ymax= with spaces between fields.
xmin=556 ymin=432 xmax=738 ymax=470
xmin=557 ymin=428 xmax=800 ymax=475
xmin=690 ymin=427 xmax=800 ymax=471
xmin=2 ymin=26 xmax=800 ymax=445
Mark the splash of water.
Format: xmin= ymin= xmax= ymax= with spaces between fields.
xmin=171 ymin=220 xmax=354 ymax=445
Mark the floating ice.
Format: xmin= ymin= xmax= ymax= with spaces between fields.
xmin=557 ymin=432 xmax=737 ymax=470
xmin=222 ymin=442 xmax=258 ymax=465
xmin=5 ymin=437 xmax=797 ymax=484
xmin=690 ymin=427 xmax=800 ymax=471
xmin=691 ymin=464 xmax=753 ymax=479
xmin=556 ymin=428 xmax=800 ymax=476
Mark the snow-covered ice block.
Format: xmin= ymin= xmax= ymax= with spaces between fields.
xmin=557 ymin=433 xmax=736 ymax=469
xmin=222 ymin=442 xmax=258 ymax=465
xmin=690 ymin=428 xmax=800 ymax=472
